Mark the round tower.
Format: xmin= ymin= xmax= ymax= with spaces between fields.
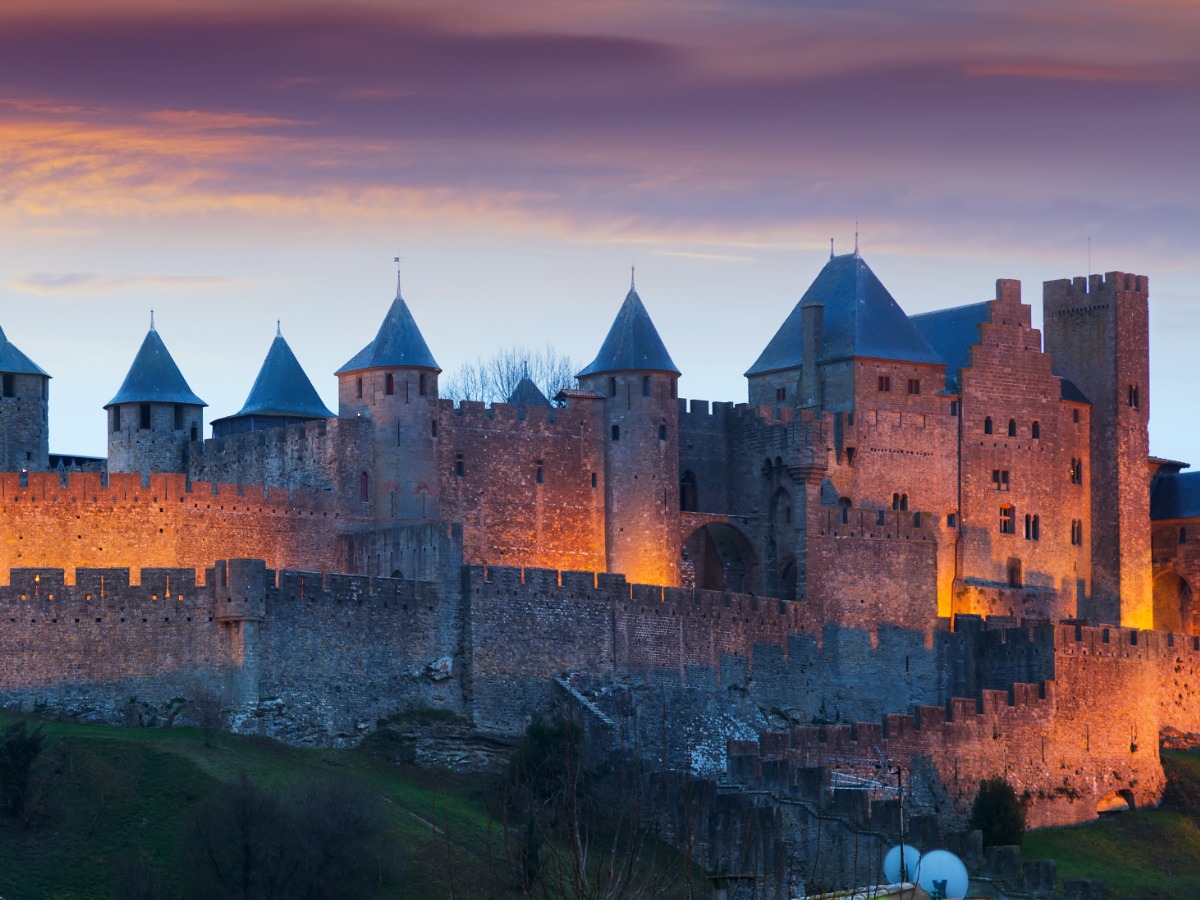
xmin=577 ymin=274 xmax=681 ymax=586
xmin=336 ymin=272 xmax=441 ymax=521
xmin=0 ymin=324 xmax=50 ymax=471
xmin=105 ymin=315 xmax=206 ymax=475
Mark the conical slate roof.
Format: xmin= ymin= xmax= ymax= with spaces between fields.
xmin=746 ymin=253 xmax=945 ymax=376
xmin=337 ymin=285 xmax=440 ymax=374
xmin=106 ymin=325 xmax=206 ymax=408
xmin=0 ymin=324 xmax=49 ymax=377
xmin=219 ymin=328 xmax=333 ymax=421
xmin=577 ymin=287 xmax=680 ymax=377
xmin=507 ymin=375 xmax=550 ymax=407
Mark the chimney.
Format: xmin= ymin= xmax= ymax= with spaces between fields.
xmin=801 ymin=302 xmax=824 ymax=407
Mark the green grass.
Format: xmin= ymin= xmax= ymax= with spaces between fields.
xmin=0 ymin=712 xmax=700 ymax=900
xmin=1022 ymin=751 xmax=1200 ymax=898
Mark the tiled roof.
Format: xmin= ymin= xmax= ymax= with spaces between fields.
xmin=1152 ymin=470 xmax=1200 ymax=521
xmin=106 ymin=326 xmax=206 ymax=408
xmin=578 ymin=288 xmax=680 ymax=377
xmin=0 ymin=324 xmax=49 ymax=377
xmin=747 ymin=253 xmax=945 ymax=376
xmin=506 ymin=376 xmax=551 ymax=407
xmin=213 ymin=329 xmax=333 ymax=424
xmin=909 ymin=301 xmax=990 ymax=391
xmin=337 ymin=288 xmax=440 ymax=374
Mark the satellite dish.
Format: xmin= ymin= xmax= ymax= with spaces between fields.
xmin=915 ymin=849 xmax=969 ymax=899
xmin=882 ymin=844 xmax=921 ymax=883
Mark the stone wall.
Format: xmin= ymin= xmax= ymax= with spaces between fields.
xmin=0 ymin=371 xmax=48 ymax=472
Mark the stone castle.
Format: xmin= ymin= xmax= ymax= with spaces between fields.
xmin=1 ymin=251 xmax=1198 ymax=837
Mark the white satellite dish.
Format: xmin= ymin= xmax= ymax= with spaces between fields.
xmin=881 ymin=844 xmax=921 ymax=883
xmin=915 ymin=849 xmax=969 ymax=899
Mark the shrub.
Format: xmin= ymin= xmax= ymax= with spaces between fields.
xmin=969 ymin=775 xmax=1027 ymax=847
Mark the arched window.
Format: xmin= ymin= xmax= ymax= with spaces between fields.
xmin=984 ymin=417 xmax=993 ymax=435
xmin=1031 ymin=421 xmax=1040 ymax=439
xmin=680 ymin=471 xmax=698 ymax=511
xmin=1070 ymin=458 xmax=1083 ymax=484
xmin=1008 ymin=419 xmax=1017 ymax=437
xmin=356 ymin=377 xmax=363 ymax=399
xmin=838 ymin=497 xmax=851 ymax=524
xmin=611 ymin=424 xmax=620 ymax=441
xmin=892 ymin=493 xmax=908 ymax=512
xmin=359 ymin=471 xmax=370 ymax=502
xmin=1025 ymin=514 xmax=1039 ymax=541
xmin=385 ymin=373 xmax=395 ymax=395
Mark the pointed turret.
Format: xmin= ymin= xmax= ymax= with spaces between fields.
xmin=576 ymin=277 xmax=680 ymax=587
xmin=577 ymin=287 xmax=680 ymax=377
xmin=0 ymin=323 xmax=51 ymax=470
xmin=211 ymin=326 xmax=334 ymax=438
xmin=336 ymin=274 xmax=441 ymax=522
xmin=746 ymin=252 xmax=945 ymax=408
xmin=106 ymin=318 xmax=205 ymax=474
xmin=507 ymin=376 xmax=551 ymax=409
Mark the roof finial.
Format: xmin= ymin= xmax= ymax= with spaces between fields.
xmin=393 ymin=254 xmax=402 ymax=298
xmin=276 ymin=319 xmax=282 ymax=337
xmin=630 ymin=264 xmax=636 ymax=292
xmin=150 ymin=308 xmax=155 ymax=331
xmin=854 ymin=220 xmax=859 ymax=256
xmin=830 ymin=238 xmax=835 ymax=260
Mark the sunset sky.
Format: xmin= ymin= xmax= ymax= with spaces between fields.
xmin=1 ymin=0 xmax=1197 ymax=462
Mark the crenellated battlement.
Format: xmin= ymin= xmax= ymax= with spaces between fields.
xmin=816 ymin=506 xmax=936 ymax=542
xmin=1044 ymin=270 xmax=1148 ymax=308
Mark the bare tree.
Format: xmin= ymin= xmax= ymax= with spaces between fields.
xmin=188 ymin=681 xmax=226 ymax=748
xmin=442 ymin=344 xmax=577 ymax=405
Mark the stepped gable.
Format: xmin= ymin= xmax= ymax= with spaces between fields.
xmin=911 ymin=299 xmax=1090 ymax=401
xmin=747 ymin=252 xmax=945 ymax=376
xmin=0 ymin=324 xmax=49 ymax=377
xmin=1152 ymin=469 xmax=1200 ymax=520
xmin=577 ymin=285 xmax=680 ymax=376
xmin=212 ymin=325 xmax=333 ymax=425
xmin=506 ymin=375 xmax=551 ymax=408
xmin=106 ymin=321 xmax=205 ymax=407
xmin=337 ymin=279 xmax=440 ymax=374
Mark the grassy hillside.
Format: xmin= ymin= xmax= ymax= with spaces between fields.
xmin=0 ymin=713 xmax=701 ymax=900
xmin=1022 ymin=751 xmax=1200 ymax=898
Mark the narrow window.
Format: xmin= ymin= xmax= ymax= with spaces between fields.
xmin=776 ymin=387 xmax=786 ymax=402
xmin=839 ymin=503 xmax=850 ymax=525
xmin=984 ymin=417 xmax=993 ymax=435
xmin=1000 ymin=505 xmax=1015 ymax=534
xmin=1180 ymin=527 xmax=1188 ymax=545
xmin=1007 ymin=557 xmax=1023 ymax=588
xmin=359 ymin=471 xmax=369 ymax=502
xmin=1024 ymin=514 xmax=1032 ymax=540
xmin=1073 ymin=408 xmax=1080 ymax=423
xmin=950 ymin=400 xmax=958 ymax=417
xmin=173 ymin=404 xmax=184 ymax=430
xmin=947 ymin=513 xmax=957 ymax=528
xmin=913 ymin=512 xmax=922 ymax=528
xmin=190 ymin=424 xmax=198 ymax=441
xmin=878 ymin=375 xmax=891 ymax=392
xmin=845 ymin=447 xmax=856 ymax=467
xmin=1032 ymin=515 xmax=1040 ymax=541
xmin=385 ymin=373 xmax=395 ymax=395
xmin=1031 ymin=421 xmax=1041 ymax=439
xmin=1128 ymin=384 xmax=1139 ymax=408
xmin=670 ymin=379 xmax=677 ymax=400
xmin=642 ymin=375 xmax=650 ymax=397
xmin=1007 ymin=418 xmax=1017 ymax=437
xmin=609 ymin=376 xmax=617 ymax=396
xmin=907 ymin=378 xmax=920 ymax=395
xmin=419 ymin=373 xmax=427 ymax=396
xmin=1070 ymin=520 xmax=1079 ymax=545
xmin=455 ymin=453 xmax=465 ymax=477
xmin=535 ymin=460 xmax=544 ymax=484
xmin=139 ymin=403 xmax=151 ymax=430
xmin=112 ymin=406 xmax=121 ymax=432
xmin=876 ymin=509 xmax=887 ymax=526
xmin=611 ymin=424 xmax=620 ymax=441
xmin=680 ymin=471 xmax=697 ymax=511
xmin=892 ymin=493 xmax=908 ymax=511
xmin=1070 ymin=459 xmax=1083 ymax=484
xmin=591 ymin=472 xmax=598 ymax=490
xmin=431 ymin=420 xmax=438 ymax=438
xmin=1 ymin=373 xmax=12 ymax=398
xmin=356 ymin=377 xmax=363 ymax=399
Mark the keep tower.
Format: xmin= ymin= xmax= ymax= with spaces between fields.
xmin=337 ymin=274 xmax=441 ymax=521
xmin=0 ymin=324 xmax=50 ymax=471
xmin=1043 ymin=271 xmax=1152 ymax=628
xmin=106 ymin=317 xmax=206 ymax=475
xmin=577 ymin=277 xmax=681 ymax=586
